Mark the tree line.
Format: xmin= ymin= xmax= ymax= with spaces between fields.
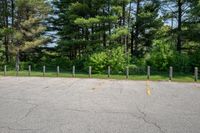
xmin=0 ymin=0 xmax=200 ymax=73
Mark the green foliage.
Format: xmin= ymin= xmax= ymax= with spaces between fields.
xmin=74 ymin=17 xmax=100 ymax=27
xmin=171 ymin=53 xmax=190 ymax=72
xmin=146 ymin=39 xmax=191 ymax=72
xmin=85 ymin=47 xmax=128 ymax=73
xmin=19 ymin=62 xmax=33 ymax=71
xmin=85 ymin=51 xmax=107 ymax=73
xmin=107 ymin=47 xmax=128 ymax=73
xmin=69 ymin=2 xmax=90 ymax=17
xmin=110 ymin=27 xmax=129 ymax=40
xmin=11 ymin=0 xmax=50 ymax=54
xmin=38 ymin=53 xmax=72 ymax=70
xmin=131 ymin=0 xmax=163 ymax=57
xmin=146 ymin=40 xmax=173 ymax=71
xmin=0 ymin=0 xmax=200 ymax=76
xmin=188 ymin=48 xmax=200 ymax=68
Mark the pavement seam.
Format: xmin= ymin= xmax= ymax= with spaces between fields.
xmin=136 ymin=105 xmax=166 ymax=133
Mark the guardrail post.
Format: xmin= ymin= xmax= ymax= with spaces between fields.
xmin=126 ymin=66 xmax=129 ymax=79
xmin=108 ymin=66 xmax=111 ymax=78
xmin=16 ymin=65 xmax=19 ymax=76
xmin=4 ymin=65 xmax=6 ymax=76
xmin=28 ymin=65 xmax=31 ymax=76
xmin=43 ymin=66 xmax=45 ymax=77
xmin=72 ymin=66 xmax=75 ymax=77
xmin=89 ymin=66 xmax=92 ymax=78
xmin=169 ymin=66 xmax=173 ymax=81
xmin=195 ymin=67 xmax=198 ymax=82
xmin=57 ymin=66 xmax=60 ymax=77
xmin=147 ymin=66 xmax=150 ymax=80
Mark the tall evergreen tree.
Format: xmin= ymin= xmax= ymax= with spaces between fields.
xmin=53 ymin=0 xmax=129 ymax=60
xmin=161 ymin=0 xmax=194 ymax=53
xmin=183 ymin=0 xmax=200 ymax=44
xmin=9 ymin=0 xmax=50 ymax=66
xmin=130 ymin=0 xmax=163 ymax=57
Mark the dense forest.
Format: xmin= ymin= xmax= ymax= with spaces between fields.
xmin=0 ymin=0 xmax=200 ymax=74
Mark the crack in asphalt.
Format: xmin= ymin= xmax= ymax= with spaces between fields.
xmin=136 ymin=105 xmax=166 ymax=133
xmin=0 ymin=96 xmax=40 ymax=124
xmin=63 ymin=107 xmax=163 ymax=133
xmin=18 ymin=104 xmax=39 ymax=121
xmin=65 ymin=108 xmax=91 ymax=113
xmin=0 ymin=126 xmax=44 ymax=131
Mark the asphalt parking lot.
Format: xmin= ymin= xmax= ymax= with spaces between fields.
xmin=0 ymin=77 xmax=200 ymax=133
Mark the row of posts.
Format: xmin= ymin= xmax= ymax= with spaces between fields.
xmin=2 ymin=65 xmax=199 ymax=82
xmin=146 ymin=66 xmax=198 ymax=82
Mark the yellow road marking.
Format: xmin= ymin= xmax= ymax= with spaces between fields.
xmin=146 ymin=80 xmax=151 ymax=96
xmin=193 ymin=84 xmax=200 ymax=90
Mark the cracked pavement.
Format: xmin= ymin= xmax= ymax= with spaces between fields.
xmin=0 ymin=77 xmax=200 ymax=133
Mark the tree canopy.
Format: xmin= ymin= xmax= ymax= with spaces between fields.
xmin=0 ymin=0 xmax=200 ymax=72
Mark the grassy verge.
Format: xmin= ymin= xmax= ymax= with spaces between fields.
xmin=0 ymin=71 xmax=198 ymax=83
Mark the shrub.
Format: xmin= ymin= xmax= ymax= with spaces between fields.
xmin=85 ymin=47 xmax=129 ymax=74
xmin=20 ymin=62 xmax=33 ymax=71
xmin=171 ymin=52 xmax=190 ymax=72
xmin=107 ymin=47 xmax=128 ymax=73
xmin=189 ymin=48 xmax=200 ymax=69
xmin=32 ymin=54 xmax=72 ymax=71
xmin=85 ymin=51 xmax=107 ymax=73
xmin=147 ymin=40 xmax=173 ymax=71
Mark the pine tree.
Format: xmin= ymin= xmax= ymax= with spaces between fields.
xmin=9 ymin=0 xmax=50 ymax=66
xmin=130 ymin=0 xmax=162 ymax=57
xmin=0 ymin=0 xmax=10 ymax=62
xmin=53 ymin=0 xmax=129 ymax=60
xmin=183 ymin=0 xmax=200 ymax=44
xmin=161 ymin=0 xmax=194 ymax=53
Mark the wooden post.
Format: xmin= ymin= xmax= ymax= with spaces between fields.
xmin=195 ymin=67 xmax=198 ymax=82
xmin=108 ymin=66 xmax=111 ymax=78
xmin=28 ymin=65 xmax=31 ymax=76
xmin=43 ymin=66 xmax=45 ymax=77
xmin=147 ymin=66 xmax=150 ymax=80
xmin=4 ymin=65 xmax=7 ymax=76
xmin=57 ymin=66 xmax=60 ymax=77
xmin=169 ymin=66 xmax=173 ymax=81
xmin=126 ymin=66 xmax=129 ymax=79
xmin=72 ymin=66 xmax=75 ymax=77
xmin=16 ymin=65 xmax=19 ymax=76
xmin=89 ymin=66 xmax=92 ymax=78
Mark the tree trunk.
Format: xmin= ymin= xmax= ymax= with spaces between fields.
xmin=16 ymin=51 xmax=20 ymax=68
xmin=127 ymin=2 xmax=132 ymax=55
xmin=103 ymin=8 xmax=106 ymax=47
xmin=4 ymin=0 xmax=9 ymax=63
xmin=134 ymin=0 xmax=140 ymax=57
xmin=131 ymin=0 xmax=140 ymax=57
xmin=131 ymin=26 xmax=134 ymax=56
xmin=108 ymin=0 xmax=111 ymax=46
xmin=11 ymin=0 xmax=14 ymax=27
xmin=177 ymin=0 xmax=182 ymax=53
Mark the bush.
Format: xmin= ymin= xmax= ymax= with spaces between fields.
xmin=147 ymin=40 xmax=173 ymax=71
xmin=85 ymin=47 xmax=129 ymax=74
xmin=73 ymin=57 xmax=87 ymax=72
xmin=107 ymin=47 xmax=128 ymax=73
xmin=189 ymin=48 xmax=200 ymax=69
xmin=31 ymin=53 xmax=72 ymax=71
xmin=131 ymin=56 xmax=147 ymax=73
xmin=85 ymin=51 xmax=107 ymax=73
xmin=171 ymin=52 xmax=190 ymax=72
xmin=20 ymin=62 xmax=33 ymax=71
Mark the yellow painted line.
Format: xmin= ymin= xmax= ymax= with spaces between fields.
xmin=146 ymin=80 xmax=151 ymax=96
xmin=193 ymin=83 xmax=200 ymax=90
